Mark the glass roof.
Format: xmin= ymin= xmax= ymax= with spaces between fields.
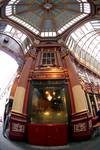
xmin=66 ymin=20 xmax=100 ymax=75
xmin=5 ymin=0 xmax=91 ymax=37
xmin=0 ymin=23 xmax=32 ymax=54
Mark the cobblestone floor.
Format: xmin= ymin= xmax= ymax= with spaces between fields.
xmin=0 ymin=123 xmax=100 ymax=150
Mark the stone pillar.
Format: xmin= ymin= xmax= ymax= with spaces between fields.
xmin=64 ymin=55 xmax=92 ymax=141
xmin=9 ymin=56 xmax=33 ymax=141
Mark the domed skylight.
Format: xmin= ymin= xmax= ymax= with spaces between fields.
xmin=5 ymin=0 xmax=91 ymax=37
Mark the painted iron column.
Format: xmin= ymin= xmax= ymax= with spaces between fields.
xmin=64 ymin=54 xmax=92 ymax=141
xmin=9 ymin=56 xmax=33 ymax=141
xmin=12 ymin=56 xmax=33 ymax=113
xmin=9 ymin=76 xmax=19 ymax=101
xmin=65 ymin=55 xmax=88 ymax=113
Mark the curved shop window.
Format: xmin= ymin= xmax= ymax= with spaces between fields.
xmin=28 ymin=80 xmax=68 ymax=124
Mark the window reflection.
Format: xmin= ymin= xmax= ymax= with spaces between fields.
xmin=28 ymin=80 xmax=67 ymax=124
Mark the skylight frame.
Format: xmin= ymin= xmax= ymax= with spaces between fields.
xmin=66 ymin=20 xmax=100 ymax=75
xmin=2 ymin=24 xmax=32 ymax=54
xmin=5 ymin=0 xmax=91 ymax=37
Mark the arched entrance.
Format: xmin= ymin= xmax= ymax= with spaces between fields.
xmin=0 ymin=51 xmax=18 ymax=136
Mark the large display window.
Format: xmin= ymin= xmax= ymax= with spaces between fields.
xmin=28 ymin=80 xmax=68 ymax=124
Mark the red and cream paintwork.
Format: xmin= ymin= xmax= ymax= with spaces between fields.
xmin=64 ymin=54 xmax=92 ymax=140
xmin=9 ymin=56 xmax=33 ymax=140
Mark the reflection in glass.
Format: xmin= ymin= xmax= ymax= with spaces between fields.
xmin=28 ymin=80 xmax=68 ymax=124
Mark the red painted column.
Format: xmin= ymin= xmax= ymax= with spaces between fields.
xmin=64 ymin=54 xmax=92 ymax=141
xmin=62 ymin=56 xmax=75 ymax=114
xmin=22 ymin=80 xmax=30 ymax=114
xmin=12 ymin=57 xmax=33 ymax=113
xmin=9 ymin=76 xmax=19 ymax=101
xmin=9 ymin=56 xmax=33 ymax=141
xmin=67 ymin=80 xmax=75 ymax=114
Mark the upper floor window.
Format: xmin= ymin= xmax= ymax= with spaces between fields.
xmin=42 ymin=51 xmax=55 ymax=66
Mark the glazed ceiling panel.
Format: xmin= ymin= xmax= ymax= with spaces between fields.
xmin=0 ymin=23 xmax=32 ymax=55
xmin=66 ymin=20 xmax=100 ymax=75
xmin=5 ymin=0 xmax=91 ymax=37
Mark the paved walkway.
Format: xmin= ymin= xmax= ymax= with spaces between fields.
xmin=0 ymin=122 xmax=100 ymax=150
